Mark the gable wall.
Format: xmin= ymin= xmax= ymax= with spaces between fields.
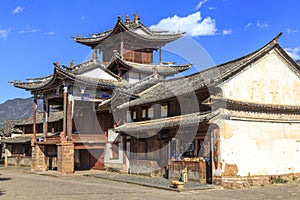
xmin=82 ymin=68 xmax=116 ymax=80
xmin=220 ymin=50 xmax=300 ymax=105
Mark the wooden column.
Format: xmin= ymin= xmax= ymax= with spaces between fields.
xmin=61 ymin=85 xmax=68 ymax=141
xmin=67 ymin=96 xmax=73 ymax=140
xmin=43 ymin=98 xmax=49 ymax=138
xmin=120 ymin=40 xmax=124 ymax=57
xmin=32 ymin=96 xmax=37 ymax=145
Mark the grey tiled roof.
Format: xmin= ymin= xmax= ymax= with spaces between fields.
xmin=1 ymin=136 xmax=31 ymax=144
xmin=118 ymin=33 xmax=300 ymax=109
xmin=15 ymin=111 xmax=63 ymax=125
xmin=114 ymin=111 xmax=219 ymax=134
xmin=73 ymin=17 xmax=184 ymax=46
xmin=11 ymin=59 xmax=129 ymax=91
xmin=122 ymin=74 xmax=165 ymax=94
xmin=108 ymin=54 xmax=191 ymax=75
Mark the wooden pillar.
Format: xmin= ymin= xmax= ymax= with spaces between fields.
xmin=67 ymin=96 xmax=73 ymax=140
xmin=32 ymin=96 xmax=37 ymax=145
xmin=43 ymin=98 xmax=49 ymax=138
xmin=120 ymin=40 xmax=124 ymax=57
xmin=61 ymin=84 xmax=68 ymax=141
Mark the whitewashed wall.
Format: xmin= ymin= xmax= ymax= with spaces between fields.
xmin=216 ymin=49 xmax=300 ymax=177
xmin=104 ymin=130 xmax=128 ymax=171
xmin=219 ymin=119 xmax=300 ymax=176
xmin=220 ymin=50 xmax=300 ymax=105
xmin=82 ymin=68 xmax=116 ymax=80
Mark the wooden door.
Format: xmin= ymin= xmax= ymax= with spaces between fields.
xmin=79 ymin=149 xmax=104 ymax=170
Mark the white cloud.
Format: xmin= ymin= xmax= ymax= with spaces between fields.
xmin=245 ymin=22 xmax=252 ymax=30
xmin=286 ymin=28 xmax=298 ymax=35
xmin=12 ymin=6 xmax=25 ymax=14
xmin=208 ymin=7 xmax=216 ymax=10
xmin=18 ymin=25 xmax=39 ymax=34
xmin=222 ymin=29 xmax=232 ymax=35
xmin=45 ymin=31 xmax=55 ymax=35
xmin=150 ymin=12 xmax=217 ymax=37
xmin=195 ymin=0 xmax=209 ymax=11
xmin=256 ymin=20 xmax=268 ymax=29
xmin=0 ymin=28 xmax=11 ymax=40
xmin=284 ymin=47 xmax=300 ymax=60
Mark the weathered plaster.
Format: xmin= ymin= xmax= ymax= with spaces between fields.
xmin=220 ymin=119 xmax=300 ymax=176
xmin=220 ymin=50 xmax=300 ymax=105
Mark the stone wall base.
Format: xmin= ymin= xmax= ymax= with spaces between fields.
xmin=57 ymin=142 xmax=74 ymax=174
xmin=31 ymin=145 xmax=47 ymax=172
xmin=105 ymin=163 xmax=127 ymax=172
xmin=213 ymin=172 xmax=300 ymax=188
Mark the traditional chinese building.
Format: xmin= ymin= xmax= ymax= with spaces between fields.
xmin=106 ymin=33 xmax=300 ymax=186
xmin=1 ymin=111 xmax=62 ymax=167
xmin=10 ymin=14 xmax=189 ymax=174
xmin=10 ymin=14 xmax=300 ymax=187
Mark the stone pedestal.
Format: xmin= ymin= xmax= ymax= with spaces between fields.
xmin=31 ymin=145 xmax=47 ymax=172
xmin=57 ymin=142 xmax=74 ymax=174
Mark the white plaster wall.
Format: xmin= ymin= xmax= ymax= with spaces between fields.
xmin=220 ymin=50 xmax=300 ymax=105
xmin=220 ymin=119 xmax=300 ymax=176
xmin=82 ymin=68 xmax=116 ymax=80
xmin=104 ymin=130 xmax=126 ymax=169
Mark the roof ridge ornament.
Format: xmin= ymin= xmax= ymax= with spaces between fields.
xmin=126 ymin=14 xmax=130 ymax=24
xmin=117 ymin=15 xmax=122 ymax=22
xmin=273 ymin=32 xmax=283 ymax=45
xmin=134 ymin=12 xmax=139 ymax=22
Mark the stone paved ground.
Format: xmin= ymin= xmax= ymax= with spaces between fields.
xmin=83 ymin=170 xmax=216 ymax=191
xmin=0 ymin=167 xmax=299 ymax=200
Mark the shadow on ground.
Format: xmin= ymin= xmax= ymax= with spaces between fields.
xmin=0 ymin=173 xmax=11 ymax=196
xmin=0 ymin=173 xmax=11 ymax=181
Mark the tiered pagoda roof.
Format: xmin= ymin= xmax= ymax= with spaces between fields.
xmin=73 ymin=14 xmax=184 ymax=49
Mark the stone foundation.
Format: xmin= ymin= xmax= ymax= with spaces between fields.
xmin=57 ymin=142 xmax=74 ymax=174
xmin=213 ymin=172 xmax=300 ymax=188
xmin=31 ymin=145 xmax=47 ymax=172
xmin=105 ymin=163 xmax=126 ymax=172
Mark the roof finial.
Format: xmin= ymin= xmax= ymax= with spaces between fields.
xmin=134 ymin=12 xmax=139 ymax=22
xmin=117 ymin=15 xmax=122 ymax=22
xmin=70 ymin=60 xmax=74 ymax=68
xmin=126 ymin=14 xmax=130 ymax=24
xmin=55 ymin=61 xmax=60 ymax=67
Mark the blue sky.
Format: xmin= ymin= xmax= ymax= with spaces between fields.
xmin=1 ymin=0 xmax=300 ymax=103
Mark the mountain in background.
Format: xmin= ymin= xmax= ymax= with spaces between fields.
xmin=0 ymin=97 xmax=34 ymax=128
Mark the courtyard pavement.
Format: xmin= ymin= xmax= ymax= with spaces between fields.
xmin=0 ymin=166 xmax=299 ymax=199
